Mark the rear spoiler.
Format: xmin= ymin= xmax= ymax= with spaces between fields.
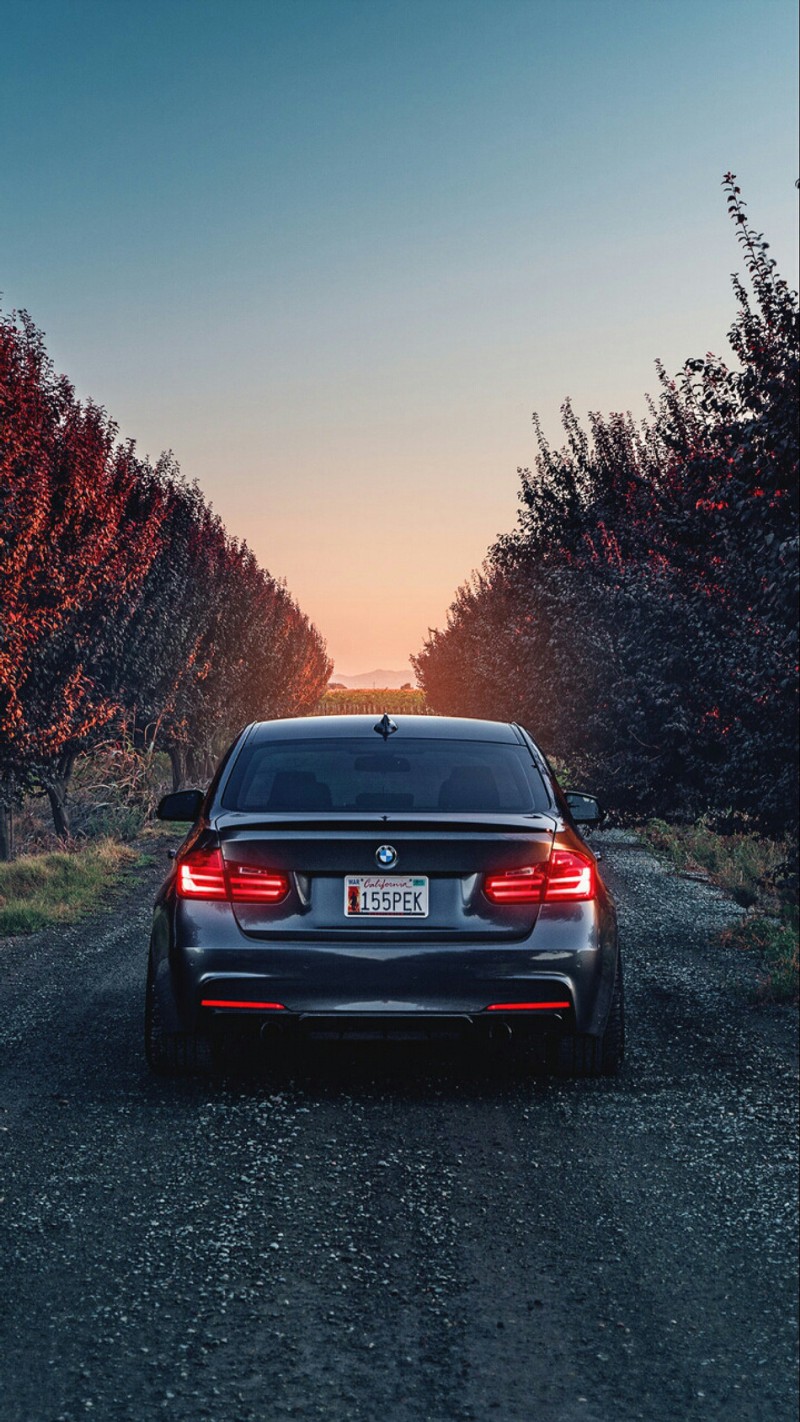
xmin=214 ymin=813 xmax=558 ymax=835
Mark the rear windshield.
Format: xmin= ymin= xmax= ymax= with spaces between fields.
xmin=221 ymin=737 xmax=550 ymax=814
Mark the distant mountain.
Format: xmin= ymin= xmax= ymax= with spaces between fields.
xmin=332 ymin=669 xmax=416 ymax=689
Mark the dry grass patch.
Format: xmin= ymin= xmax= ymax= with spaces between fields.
xmin=641 ymin=817 xmax=787 ymax=907
xmin=639 ymin=818 xmax=798 ymax=1003
xmin=0 ymin=841 xmax=138 ymax=936
xmin=719 ymin=917 xmax=799 ymax=1005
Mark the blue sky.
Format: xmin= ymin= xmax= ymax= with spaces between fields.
xmin=2 ymin=0 xmax=798 ymax=671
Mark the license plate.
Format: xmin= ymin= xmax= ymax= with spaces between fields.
xmin=344 ymin=875 xmax=429 ymax=917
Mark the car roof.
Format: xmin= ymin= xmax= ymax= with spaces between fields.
xmin=245 ymin=714 xmax=525 ymax=745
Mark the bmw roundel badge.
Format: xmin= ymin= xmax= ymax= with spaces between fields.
xmin=375 ymin=844 xmax=398 ymax=868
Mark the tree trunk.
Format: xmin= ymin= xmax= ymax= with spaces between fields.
xmin=46 ymin=752 xmax=77 ymax=840
xmin=0 ymin=801 xmax=13 ymax=862
xmin=168 ymin=744 xmax=189 ymax=792
xmin=47 ymin=779 xmax=71 ymax=839
xmin=186 ymin=745 xmax=211 ymax=787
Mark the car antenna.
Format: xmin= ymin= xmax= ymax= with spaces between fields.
xmin=373 ymin=713 xmax=398 ymax=739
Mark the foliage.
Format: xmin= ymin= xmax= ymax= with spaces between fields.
xmin=638 ymin=817 xmax=793 ymax=913
xmin=0 ymin=840 xmax=137 ymax=935
xmin=413 ymin=178 xmax=798 ymax=833
xmin=638 ymin=816 xmax=797 ymax=1003
xmin=0 ymin=310 xmax=332 ymax=852
xmin=0 ymin=314 xmax=166 ymax=824
xmin=67 ymin=738 xmax=173 ymax=840
xmin=8 ymin=740 xmax=174 ymax=853
xmin=719 ymin=917 xmax=798 ymax=1004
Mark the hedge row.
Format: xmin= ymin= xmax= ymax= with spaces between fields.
xmin=414 ymin=179 xmax=798 ymax=832
xmin=0 ymin=313 xmax=331 ymax=855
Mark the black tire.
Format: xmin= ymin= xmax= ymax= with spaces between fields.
xmin=144 ymin=957 xmax=212 ymax=1076
xmin=600 ymin=954 xmax=625 ymax=1075
xmin=551 ymin=955 xmax=625 ymax=1079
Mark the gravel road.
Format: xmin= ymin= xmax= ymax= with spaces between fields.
xmin=1 ymin=831 xmax=797 ymax=1422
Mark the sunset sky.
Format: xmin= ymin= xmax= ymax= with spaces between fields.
xmin=3 ymin=0 xmax=798 ymax=677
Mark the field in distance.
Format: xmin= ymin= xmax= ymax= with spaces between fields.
xmin=315 ymin=688 xmax=428 ymax=715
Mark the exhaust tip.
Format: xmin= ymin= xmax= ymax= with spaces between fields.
xmin=488 ymin=1020 xmax=513 ymax=1045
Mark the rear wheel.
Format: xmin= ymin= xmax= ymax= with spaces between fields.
xmin=144 ymin=957 xmax=213 ymax=1076
xmin=600 ymin=955 xmax=625 ymax=1074
xmin=551 ymin=955 xmax=625 ymax=1078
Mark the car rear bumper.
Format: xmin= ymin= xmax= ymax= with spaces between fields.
xmin=200 ymin=992 xmax=575 ymax=1031
xmin=153 ymin=896 xmax=617 ymax=1037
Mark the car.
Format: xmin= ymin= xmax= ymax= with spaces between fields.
xmin=144 ymin=714 xmax=623 ymax=1076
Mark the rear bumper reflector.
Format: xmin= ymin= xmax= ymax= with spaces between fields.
xmin=486 ymin=1001 xmax=571 ymax=1011
xmin=201 ymin=1000 xmax=286 ymax=1010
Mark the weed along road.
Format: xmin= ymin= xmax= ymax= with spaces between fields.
xmin=0 ymin=832 xmax=796 ymax=1422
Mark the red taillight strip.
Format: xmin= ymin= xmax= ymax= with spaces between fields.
xmin=228 ymin=866 xmax=289 ymax=903
xmin=176 ymin=847 xmax=290 ymax=904
xmin=545 ymin=850 xmax=594 ymax=900
xmin=201 ymin=999 xmax=286 ymax=1010
xmin=486 ymin=1001 xmax=571 ymax=1011
xmin=484 ymin=849 xmax=595 ymax=905
xmin=483 ymin=865 xmax=546 ymax=904
xmin=177 ymin=850 xmax=228 ymax=899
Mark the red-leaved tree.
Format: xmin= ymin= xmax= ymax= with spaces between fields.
xmin=0 ymin=313 xmax=166 ymax=850
xmin=0 ymin=310 xmax=332 ymax=855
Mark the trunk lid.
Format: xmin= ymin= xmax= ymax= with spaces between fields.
xmin=215 ymin=811 xmax=556 ymax=940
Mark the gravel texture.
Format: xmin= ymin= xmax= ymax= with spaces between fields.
xmin=0 ymin=830 xmax=797 ymax=1422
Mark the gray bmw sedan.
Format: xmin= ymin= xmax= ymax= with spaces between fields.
xmin=145 ymin=714 xmax=623 ymax=1077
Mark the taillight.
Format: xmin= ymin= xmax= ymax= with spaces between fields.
xmin=545 ymin=849 xmax=594 ymax=900
xmin=484 ymin=864 xmax=546 ymax=903
xmin=176 ymin=847 xmax=290 ymax=904
xmin=177 ymin=848 xmax=228 ymax=899
xmin=483 ymin=849 xmax=595 ymax=905
xmin=227 ymin=865 xmax=290 ymax=903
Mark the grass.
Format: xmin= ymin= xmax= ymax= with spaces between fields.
xmin=639 ymin=817 xmax=789 ymax=908
xmin=718 ymin=917 xmax=799 ymax=1005
xmin=0 ymin=840 xmax=139 ymax=936
xmin=639 ymin=817 xmax=798 ymax=1003
xmin=11 ymin=741 xmax=173 ymax=856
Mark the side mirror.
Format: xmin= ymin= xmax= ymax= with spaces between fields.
xmin=565 ymin=791 xmax=604 ymax=825
xmin=157 ymin=789 xmax=204 ymax=822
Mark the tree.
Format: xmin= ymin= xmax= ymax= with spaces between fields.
xmin=415 ymin=177 xmax=798 ymax=830
xmin=0 ymin=310 xmax=332 ymax=853
xmin=0 ymin=313 xmax=164 ymax=847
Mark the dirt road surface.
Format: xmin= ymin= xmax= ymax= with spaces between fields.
xmin=1 ymin=831 xmax=797 ymax=1422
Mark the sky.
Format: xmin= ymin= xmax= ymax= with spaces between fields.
xmin=2 ymin=0 xmax=798 ymax=677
